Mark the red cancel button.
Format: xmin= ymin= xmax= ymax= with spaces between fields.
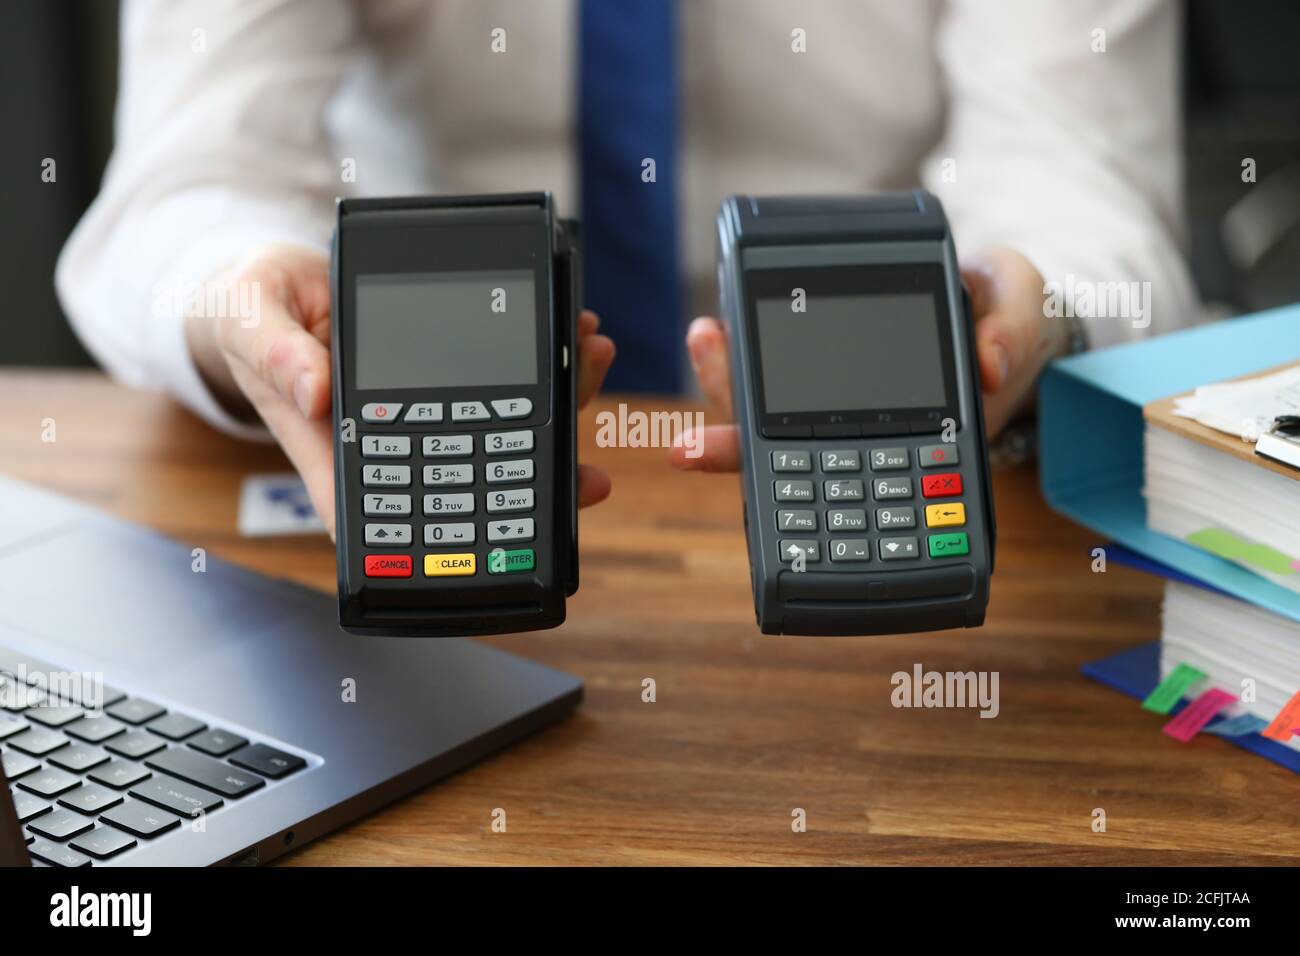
xmin=365 ymin=554 xmax=413 ymax=578
xmin=921 ymin=473 xmax=963 ymax=498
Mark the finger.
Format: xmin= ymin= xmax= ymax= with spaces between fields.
xmin=217 ymin=303 xmax=332 ymax=418
xmin=577 ymin=463 xmax=612 ymax=507
xmin=686 ymin=316 xmax=733 ymax=421
xmin=229 ymin=363 xmax=337 ymax=538
xmin=974 ymin=306 xmax=1038 ymax=395
xmin=667 ymin=424 xmax=739 ymax=472
xmin=577 ymin=333 xmax=615 ymax=409
xmin=578 ymin=308 xmax=600 ymax=337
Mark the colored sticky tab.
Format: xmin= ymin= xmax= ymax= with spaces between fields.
xmin=1162 ymin=688 xmax=1236 ymax=742
xmin=1262 ymin=688 xmax=1300 ymax=742
xmin=1204 ymin=713 xmax=1269 ymax=737
xmin=1141 ymin=662 xmax=1206 ymax=714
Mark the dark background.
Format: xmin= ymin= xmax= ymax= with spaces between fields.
xmin=4 ymin=0 xmax=1298 ymax=370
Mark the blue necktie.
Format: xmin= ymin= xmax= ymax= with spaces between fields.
xmin=578 ymin=0 xmax=681 ymax=393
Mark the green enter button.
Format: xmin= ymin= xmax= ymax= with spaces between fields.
xmin=487 ymin=548 xmax=536 ymax=574
xmin=927 ymin=532 xmax=969 ymax=558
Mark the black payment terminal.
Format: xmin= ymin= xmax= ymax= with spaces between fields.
xmin=716 ymin=191 xmax=995 ymax=636
xmin=331 ymin=193 xmax=579 ymax=636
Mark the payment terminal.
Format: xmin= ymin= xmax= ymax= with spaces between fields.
xmin=716 ymin=191 xmax=995 ymax=636
xmin=331 ymin=194 xmax=579 ymax=636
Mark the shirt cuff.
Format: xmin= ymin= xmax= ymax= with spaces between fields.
xmin=147 ymin=226 xmax=329 ymax=442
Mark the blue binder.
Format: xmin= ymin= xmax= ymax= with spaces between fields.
xmin=1038 ymin=304 xmax=1300 ymax=625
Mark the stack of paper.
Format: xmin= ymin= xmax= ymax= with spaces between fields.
xmin=1143 ymin=363 xmax=1300 ymax=595
xmin=1160 ymin=580 xmax=1300 ymax=753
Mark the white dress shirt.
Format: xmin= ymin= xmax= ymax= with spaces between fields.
xmin=57 ymin=0 xmax=1201 ymax=437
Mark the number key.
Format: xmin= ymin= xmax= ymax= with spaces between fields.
xmin=826 ymin=508 xmax=867 ymax=531
xmin=777 ymin=510 xmax=816 ymax=531
xmin=422 ymin=435 xmax=473 ymax=457
xmin=771 ymin=451 xmax=812 ymax=472
xmin=873 ymin=477 xmax=913 ymax=500
xmin=823 ymin=479 xmax=864 ymax=501
xmin=820 ymin=450 xmax=860 ymax=472
xmin=774 ymin=480 xmax=814 ymax=502
xmin=870 ymin=447 xmax=910 ymax=471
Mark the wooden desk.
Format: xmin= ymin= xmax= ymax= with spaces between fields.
xmin=5 ymin=369 xmax=1299 ymax=865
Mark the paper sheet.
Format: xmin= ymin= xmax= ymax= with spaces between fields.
xmin=1172 ymin=363 xmax=1300 ymax=439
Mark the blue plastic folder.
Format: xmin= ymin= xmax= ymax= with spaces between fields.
xmin=1038 ymin=304 xmax=1300 ymax=626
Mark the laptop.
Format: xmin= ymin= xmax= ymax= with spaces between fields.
xmin=0 ymin=477 xmax=582 ymax=866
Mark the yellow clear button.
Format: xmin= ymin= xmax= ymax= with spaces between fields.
xmin=924 ymin=502 xmax=966 ymax=528
xmin=424 ymin=553 xmax=476 ymax=577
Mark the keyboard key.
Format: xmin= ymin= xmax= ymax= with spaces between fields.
xmin=450 ymin=400 xmax=489 ymax=422
xmin=403 ymin=402 xmax=442 ymax=423
xmin=13 ymin=790 xmax=51 ymax=822
xmin=424 ymin=553 xmax=476 ymax=577
xmin=363 ymin=493 xmax=413 ymax=517
xmin=485 ymin=459 xmax=534 ymax=484
xmin=486 ymin=548 xmax=535 ymax=575
xmin=48 ymin=743 xmax=111 ymax=773
xmin=106 ymin=730 xmax=167 ymax=760
xmin=776 ymin=510 xmax=817 ymax=532
xmin=778 ymin=540 xmax=821 ymax=564
xmin=362 ymin=464 xmax=411 ymax=488
xmin=773 ymin=480 xmax=814 ymax=502
xmin=363 ymin=554 xmax=413 ymax=578
xmin=88 ymin=760 xmax=152 ymax=790
xmin=490 ymin=397 xmax=532 ymax=419
xmin=0 ymin=715 xmax=27 ymax=739
xmin=71 ymin=826 xmax=138 ymax=860
xmin=106 ymin=698 xmax=166 ymax=725
xmin=422 ymin=464 xmax=473 ymax=487
xmin=146 ymin=747 xmax=266 ymax=798
xmin=187 ymin=729 xmax=248 ymax=757
xmin=486 ymin=488 xmax=534 ymax=514
xmin=830 ymin=539 xmax=871 ymax=562
xmin=920 ymin=472 xmax=963 ymax=498
xmin=872 ymin=476 xmax=913 ymax=500
xmin=58 ymin=782 xmax=124 ymax=815
xmin=826 ymin=509 xmax=868 ymax=532
xmin=229 ymin=743 xmax=307 ymax=779
xmin=63 ymin=715 xmax=127 ymax=744
xmin=361 ymin=434 xmax=411 ymax=458
xmin=101 ymin=799 xmax=180 ymax=838
xmin=129 ymin=773 xmax=224 ymax=818
xmin=422 ymin=434 xmax=473 ymax=458
xmin=361 ymin=401 xmax=403 ymax=423
xmin=770 ymin=451 xmax=812 ymax=472
xmin=28 ymin=807 xmax=95 ymax=841
xmin=17 ymin=765 xmax=82 ymax=798
xmin=27 ymin=838 xmax=91 ymax=867
xmin=8 ymin=726 xmax=69 ymax=756
xmin=878 ymin=536 xmax=921 ymax=561
xmin=918 ymin=443 xmax=959 ymax=468
xmin=146 ymin=713 xmax=207 ymax=741
xmin=484 ymin=430 xmax=534 ymax=455
xmin=3 ymin=749 xmax=41 ymax=781
xmin=823 ymin=479 xmax=864 ymax=502
xmin=869 ymin=447 xmax=910 ymax=470
xmin=875 ymin=506 xmax=917 ymax=530
xmin=58 ymin=681 xmax=127 ymax=710
xmin=25 ymin=705 xmax=84 ymax=728
xmin=820 ymin=450 xmax=861 ymax=472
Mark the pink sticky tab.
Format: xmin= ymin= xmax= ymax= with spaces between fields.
xmin=1162 ymin=689 xmax=1237 ymax=743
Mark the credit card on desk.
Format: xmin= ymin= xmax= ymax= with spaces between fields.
xmin=238 ymin=474 xmax=326 ymax=536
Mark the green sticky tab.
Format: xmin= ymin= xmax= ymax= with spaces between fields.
xmin=1141 ymin=662 xmax=1206 ymax=715
xmin=1185 ymin=528 xmax=1297 ymax=577
xmin=487 ymin=548 xmax=535 ymax=574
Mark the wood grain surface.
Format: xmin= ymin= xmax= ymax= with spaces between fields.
xmin=4 ymin=369 xmax=1298 ymax=865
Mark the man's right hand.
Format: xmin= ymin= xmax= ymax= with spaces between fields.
xmin=185 ymin=245 xmax=616 ymax=539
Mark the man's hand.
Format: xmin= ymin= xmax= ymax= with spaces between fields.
xmin=186 ymin=244 xmax=615 ymax=538
xmin=668 ymin=245 xmax=1065 ymax=472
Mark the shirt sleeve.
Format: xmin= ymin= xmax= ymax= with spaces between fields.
xmin=922 ymin=0 xmax=1203 ymax=350
xmin=55 ymin=0 xmax=359 ymax=438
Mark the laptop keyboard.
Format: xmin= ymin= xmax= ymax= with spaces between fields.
xmin=1 ymin=648 xmax=308 ymax=866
